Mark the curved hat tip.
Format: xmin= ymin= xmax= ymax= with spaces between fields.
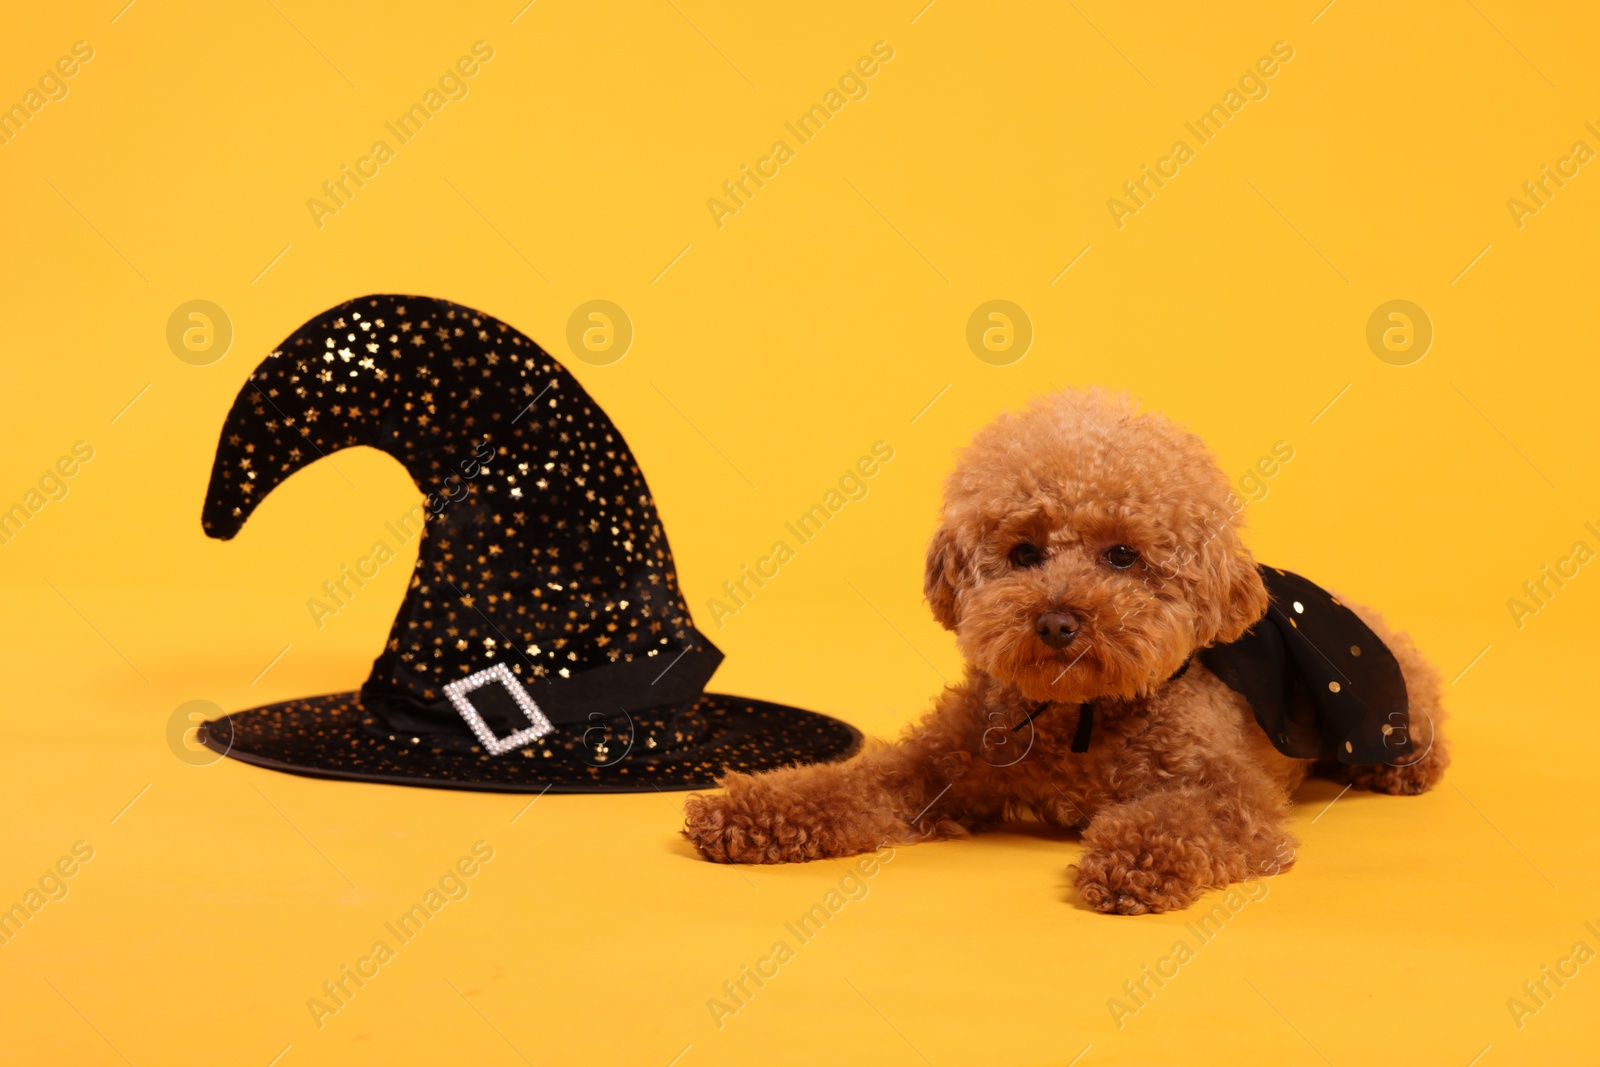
xmin=200 ymin=293 xmax=406 ymax=542
xmin=202 ymin=509 xmax=240 ymax=541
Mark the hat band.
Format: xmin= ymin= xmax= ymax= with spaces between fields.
xmin=359 ymin=639 xmax=725 ymax=737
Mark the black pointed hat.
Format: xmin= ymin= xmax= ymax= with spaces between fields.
xmin=199 ymin=294 xmax=860 ymax=792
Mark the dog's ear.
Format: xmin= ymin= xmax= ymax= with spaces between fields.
xmin=923 ymin=524 xmax=965 ymax=631
xmin=1208 ymin=533 xmax=1268 ymax=644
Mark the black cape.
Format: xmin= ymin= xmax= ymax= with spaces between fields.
xmin=1200 ymin=567 xmax=1413 ymax=765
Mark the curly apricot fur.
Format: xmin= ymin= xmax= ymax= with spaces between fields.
xmin=683 ymin=390 xmax=1449 ymax=912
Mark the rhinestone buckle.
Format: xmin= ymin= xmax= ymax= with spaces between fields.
xmin=442 ymin=663 xmax=556 ymax=756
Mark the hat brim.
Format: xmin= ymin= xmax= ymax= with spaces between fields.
xmin=199 ymin=691 xmax=862 ymax=793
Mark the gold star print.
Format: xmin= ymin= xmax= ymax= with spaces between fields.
xmin=204 ymin=294 xmax=782 ymax=779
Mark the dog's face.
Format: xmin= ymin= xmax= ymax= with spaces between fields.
xmin=924 ymin=390 xmax=1267 ymax=705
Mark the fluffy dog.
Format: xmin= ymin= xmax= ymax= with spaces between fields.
xmin=683 ymin=390 xmax=1448 ymax=913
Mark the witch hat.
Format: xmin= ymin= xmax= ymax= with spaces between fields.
xmin=198 ymin=294 xmax=860 ymax=792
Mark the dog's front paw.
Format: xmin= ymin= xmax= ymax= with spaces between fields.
xmin=1071 ymin=844 xmax=1209 ymax=915
xmin=682 ymin=790 xmax=762 ymax=863
xmin=682 ymin=774 xmax=828 ymax=864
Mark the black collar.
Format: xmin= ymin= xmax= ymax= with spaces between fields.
xmin=1011 ymin=656 xmax=1192 ymax=753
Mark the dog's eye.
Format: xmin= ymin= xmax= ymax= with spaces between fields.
xmin=1008 ymin=543 xmax=1045 ymax=569
xmin=1105 ymin=544 xmax=1140 ymax=569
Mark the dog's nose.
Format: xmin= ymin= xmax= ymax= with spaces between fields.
xmin=1035 ymin=611 xmax=1080 ymax=649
